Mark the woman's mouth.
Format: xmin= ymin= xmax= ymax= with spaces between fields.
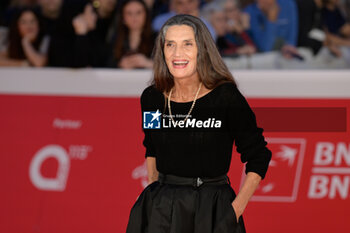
xmin=172 ymin=60 xmax=189 ymax=69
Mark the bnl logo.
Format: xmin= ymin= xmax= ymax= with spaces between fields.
xmin=143 ymin=110 xmax=162 ymax=129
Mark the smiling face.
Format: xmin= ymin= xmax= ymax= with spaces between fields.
xmin=163 ymin=25 xmax=198 ymax=81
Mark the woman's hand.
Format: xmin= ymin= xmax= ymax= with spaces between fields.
xmin=230 ymin=172 xmax=262 ymax=223
xmin=281 ymin=44 xmax=300 ymax=59
xmin=72 ymin=4 xmax=97 ymax=35
xmin=146 ymin=157 xmax=158 ymax=184
xmin=128 ymin=54 xmax=153 ymax=68
xmin=258 ymin=1 xmax=279 ymax=22
xmin=119 ymin=54 xmax=153 ymax=69
xmin=21 ymin=37 xmax=47 ymax=67
xmin=118 ymin=56 xmax=134 ymax=69
xmin=73 ymin=14 xmax=89 ymax=35
xmin=231 ymin=201 xmax=243 ymax=223
xmin=236 ymin=45 xmax=256 ymax=56
xmin=22 ymin=30 xmax=37 ymax=42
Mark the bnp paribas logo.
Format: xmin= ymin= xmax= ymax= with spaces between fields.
xmin=143 ymin=110 xmax=161 ymax=129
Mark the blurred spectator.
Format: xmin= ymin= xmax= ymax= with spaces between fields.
xmin=152 ymin=0 xmax=217 ymax=40
xmin=201 ymin=2 xmax=227 ymax=37
xmin=222 ymin=0 xmax=256 ymax=56
xmin=322 ymin=0 xmax=350 ymax=57
xmin=339 ymin=0 xmax=350 ymax=22
xmin=295 ymin=0 xmax=323 ymax=54
xmin=224 ymin=0 xmax=250 ymax=34
xmin=72 ymin=0 xmax=117 ymax=67
xmin=322 ymin=0 xmax=350 ymax=36
xmin=0 ymin=8 xmax=49 ymax=67
xmin=244 ymin=0 xmax=300 ymax=58
xmin=38 ymin=0 xmax=87 ymax=67
xmin=1 ymin=0 xmax=38 ymax=26
xmin=108 ymin=0 xmax=154 ymax=68
xmin=0 ymin=1 xmax=11 ymax=25
xmin=149 ymin=0 xmax=170 ymax=20
xmin=201 ymin=0 xmax=255 ymax=56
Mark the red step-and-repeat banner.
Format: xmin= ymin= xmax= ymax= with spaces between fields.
xmin=0 ymin=69 xmax=349 ymax=233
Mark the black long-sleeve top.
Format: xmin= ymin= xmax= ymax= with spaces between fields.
xmin=141 ymin=81 xmax=272 ymax=179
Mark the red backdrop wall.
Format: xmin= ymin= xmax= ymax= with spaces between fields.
xmin=1 ymin=94 xmax=349 ymax=233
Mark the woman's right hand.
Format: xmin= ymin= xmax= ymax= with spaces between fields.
xmin=72 ymin=4 xmax=97 ymax=35
xmin=119 ymin=54 xmax=153 ymax=69
xmin=146 ymin=157 xmax=158 ymax=184
xmin=236 ymin=45 xmax=256 ymax=56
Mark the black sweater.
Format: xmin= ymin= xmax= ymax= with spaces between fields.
xmin=141 ymin=82 xmax=272 ymax=179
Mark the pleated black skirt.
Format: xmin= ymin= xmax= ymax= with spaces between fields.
xmin=126 ymin=181 xmax=246 ymax=233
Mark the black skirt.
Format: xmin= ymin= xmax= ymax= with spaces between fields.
xmin=126 ymin=180 xmax=246 ymax=233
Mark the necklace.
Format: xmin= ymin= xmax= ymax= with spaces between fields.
xmin=168 ymin=82 xmax=202 ymax=126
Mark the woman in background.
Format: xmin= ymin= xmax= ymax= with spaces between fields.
xmin=110 ymin=0 xmax=155 ymax=69
xmin=0 ymin=8 xmax=49 ymax=67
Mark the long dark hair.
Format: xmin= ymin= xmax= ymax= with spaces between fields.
xmin=114 ymin=0 xmax=153 ymax=61
xmin=7 ymin=8 xmax=44 ymax=60
xmin=152 ymin=14 xmax=236 ymax=93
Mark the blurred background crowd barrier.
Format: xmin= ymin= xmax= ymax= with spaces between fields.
xmin=1 ymin=68 xmax=350 ymax=233
xmin=1 ymin=0 xmax=350 ymax=69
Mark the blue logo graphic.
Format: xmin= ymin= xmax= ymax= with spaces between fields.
xmin=143 ymin=110 xmax=161 ymax=129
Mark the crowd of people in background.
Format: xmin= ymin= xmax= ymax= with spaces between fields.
xmin=0 ymin=0 xmax=350 ymax=69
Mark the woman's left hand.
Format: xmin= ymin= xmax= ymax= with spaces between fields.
xmin=231 ymin=201 xmax=243 ymax=223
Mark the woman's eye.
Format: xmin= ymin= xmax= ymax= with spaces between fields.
xmin=166 ymin=43 xmax=173 ymax=47
xmin=185 ymin=42 xmax=192 ymax=46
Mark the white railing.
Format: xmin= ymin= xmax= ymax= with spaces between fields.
xmin=1 ymin=68 xmax=350 ymax=98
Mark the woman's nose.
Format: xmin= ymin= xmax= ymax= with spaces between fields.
xmin=174 ymin=45 xmax=183 ymax=57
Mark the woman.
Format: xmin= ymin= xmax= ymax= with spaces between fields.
xmin=110 ymin=0 xmax=155 ymax=69
xmin=0 ymin=8 xmax=49 ymax=67
xmin=126 ymin=14 xmax=271 ymax=233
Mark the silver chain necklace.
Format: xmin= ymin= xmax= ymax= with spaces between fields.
xmin=168 ymin=82 xmax=202 ymax=125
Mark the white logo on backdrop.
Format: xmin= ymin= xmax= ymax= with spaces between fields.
xmin=29 ymin=144 xmax=91 ymax=191
xmin=276 ymin=145 xmax=298 ymax=167
xmin=29 ymin=145 xmax=70 ymax=191
xmin=241 ymin=138 xmax=306 ymax=202
xmin=52 ymin=118 xmax=82 ymax=129
xmin=308 ymin=142 xmax=350 ymax=199
xmin=132 ymin=161 xmax=148 ymax=188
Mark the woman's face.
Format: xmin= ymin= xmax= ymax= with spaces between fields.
xmin=123 ymin=1 xmax=146 ymax=31
xmin=211 ymin=11 xmax=227 ymax=37
xmin=224 ymin=1 xmax=240 ymax=21
xmin=163 ymin=25 xmax=198 ymax=81
xmin=18 ymin=11 xmax=39 ymax=41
